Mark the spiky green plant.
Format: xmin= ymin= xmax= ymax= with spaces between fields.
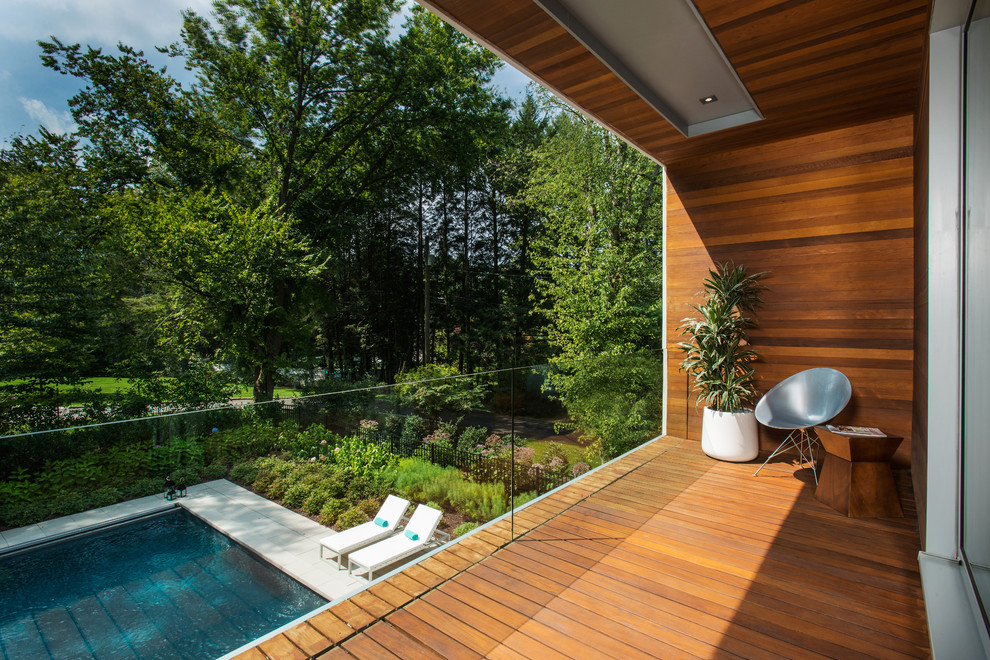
xmin=678 ymin=263 xmax=767 ymax=413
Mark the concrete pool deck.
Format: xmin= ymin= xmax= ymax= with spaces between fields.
xmin=0 ymin=479 xmax=364 ymax=600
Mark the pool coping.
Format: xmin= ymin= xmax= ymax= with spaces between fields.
xmin=0 ymin=480 xmax=365 ymax=601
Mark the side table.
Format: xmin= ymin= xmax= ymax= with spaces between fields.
xmin=814 ymin=426 xmax=904 ymax=517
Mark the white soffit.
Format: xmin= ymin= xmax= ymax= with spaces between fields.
xmin=533 ymin=0 xmax=763 ymax=137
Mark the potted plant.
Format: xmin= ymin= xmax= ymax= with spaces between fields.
xmin=678 ymin=263 xmax=766 ymax=462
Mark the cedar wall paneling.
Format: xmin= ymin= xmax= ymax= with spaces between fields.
xmin=666 ymin=115 xmax=915 ymax=467
xmin=418 ymin=0 xmax=929 ymax=166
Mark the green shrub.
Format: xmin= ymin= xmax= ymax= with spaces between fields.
xmin=89 ymin=486 xmax=121 ymax=509
xmin=283 ymin=481 xmax=315 ymax=508
xmin=356 ymin=497 xmax=383 ymax=518
xmin=452 ymin=521 xmax=478 ymax=537
xmin=36 ymin=456 xmax=103 ymax=493
xmin=387 ymin=458 xmax=450 ymax=496
xmin=423 ymin=421 xmax=457 ymax=451
xmin=170 ymin=466 xmax=202 ymax=488
xmin=229 ymin=460 xmax=259 ymax=485
xmin=456 ymin=426 xmax=489 ymax=454
xmin=283 ymin=424 xmax=337 ymax=460
xmin=380 ymin=412 xmax=404 ymax=439
xmin=511 ymin=490 xmax=539 ymax=509
xmin=345 ymin=473 xmax=387 ymax=501
xmin=252 ymin=456 xmax=295 ymax=492
xmin=296 ymin=376 xmax=377 ymax=421
xmin=202 ymin=463 xmax=228 ymax=481
xmin=336 ymin=506 xmax=369 ymax=530
xmin=151 ymin=437 xmax=205 ymax=474
xmin=122 ymin=477 xmax=166 ymax=499
xmin=317 ymin=465 xmax=350 ymax=498
xmin=103 ymin=443 xmax=154 ymax=481
xmin=266 ymin=473 xmax=300 ymax=500
xmin=394 ymin=460 xmax=509 ymax=521
xmin=413 ymin=469 xmax=463 ymax=507
xmin=541 ymin=441 xmax=570 ymax=466
xmin=400 ymin=415 xmax=425 ymax=451
xmin=0 ymin=501 xmax=49 ymax=528
xmin=447 ymin=480 xmax=506 ymax=522
xmin=302 ymin=485 xmax=333 ymax=516
xmin=0 ymin=469 xmax=41 ymax=507
xmin=318 ymin=498 xmax=350 ymax=526
xmin=49 ymin=493 xmax=90 ymax=518
xmin=204 ymin=420 xmax=298 ymax=465
xmin=329 ymin=436 xmax=397 ymax=479
xmin=394 ymin=364 xmax=489 ymax=427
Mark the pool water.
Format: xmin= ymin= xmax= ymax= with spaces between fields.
xmin=0 ymin=508 xmax=327 ymax=659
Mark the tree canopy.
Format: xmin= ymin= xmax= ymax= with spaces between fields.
xmin=527 ymin=104 xmax=664 ymax=456
xmin=2 ymin=4 xmax=665 ymax=459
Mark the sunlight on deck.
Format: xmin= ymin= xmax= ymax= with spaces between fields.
xmin=234 ymin=436 xmax=928 ymax=659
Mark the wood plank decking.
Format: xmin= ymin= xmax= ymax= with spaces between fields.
xmin=237 ymin=436 xmax=928 ymax=659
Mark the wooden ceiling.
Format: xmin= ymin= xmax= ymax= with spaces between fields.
xmin=417 ymin=0 xmax=932 ymax=166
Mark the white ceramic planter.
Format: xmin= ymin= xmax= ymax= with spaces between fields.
xmin=701 ymin=406 xmax=758 ymax=462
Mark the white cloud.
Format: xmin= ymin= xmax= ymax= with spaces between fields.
xmin=19 ymin=97 xmax=76 ymax=135
xmin=0 ymin=0 xmax=214 ymax=49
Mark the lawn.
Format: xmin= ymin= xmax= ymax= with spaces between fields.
xmin=525 ymin=438 xmax=595 ymax=467
xmin=230 ymin=384 xmax=301 ymax=399
xmin=1 ymin=377 xmax=300 ymax=403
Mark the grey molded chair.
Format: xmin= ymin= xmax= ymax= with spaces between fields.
xmin=753 ymin=368 xmax=852 ymax=483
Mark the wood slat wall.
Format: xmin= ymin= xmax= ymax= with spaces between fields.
xmin=418 ymin=0 xmax=929 ymax=166
xmin=418 ymin=0 xmax=927 ymax=471
xmin=665 ymin=114 xmax=916 ymax=466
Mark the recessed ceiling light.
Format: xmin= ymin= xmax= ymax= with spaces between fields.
xmin=699 ymin=95 xmax=718 ymax=104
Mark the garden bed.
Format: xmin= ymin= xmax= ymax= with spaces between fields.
xmin=0 ymin=415 xmax=590 ymax=538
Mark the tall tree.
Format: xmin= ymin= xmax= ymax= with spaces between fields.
xmin=492 ymin=91 xmax=552 ymax=367
xmin=40 ymin=0 xmax=508 ymax=398
xmin=527 ymin=100 xmax=664 ymax=458
xmin=0 ymin=131 xmax=122 ymax=431
xmin=117 ymin=189 xmax=326 ymax=393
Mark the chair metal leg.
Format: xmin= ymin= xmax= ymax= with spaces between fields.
xmin=753 ymin=428 xmax=821 ymax=483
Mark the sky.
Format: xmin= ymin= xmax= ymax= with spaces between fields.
xmin=0 ymin=0 xmax=532 ymax=148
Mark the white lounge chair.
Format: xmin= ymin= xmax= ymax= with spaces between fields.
xmin=347 ymin=504 xmax=445 ymax=581
xmin=319 ymin=494 xmax=410 ymax=568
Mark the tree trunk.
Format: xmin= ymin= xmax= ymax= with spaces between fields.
xmin=417 ymin=179 xmax=425 ymax=365
xmin=253 ymin=279 xmax=288 ymax=402
xmin=462 ymin=177 xmax=470 ymax=373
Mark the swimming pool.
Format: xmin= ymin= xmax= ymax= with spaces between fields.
xmin=0 ymin=507 xmax=327 ymax=659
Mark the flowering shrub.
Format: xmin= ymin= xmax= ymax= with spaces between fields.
xmin=540 ymin=441 xmax=570 ymax=466
xmin=546 ymin=456 xmax=567 ymax=474
xmin=512 ymin=446 xmax=536 ymax=466
xmin=572 ymin=461 xmax=590 ymax=477
xmin=528 ymin=455 xmax=569 ymax=479
xmin=356 ymin=419 xmax=380 ymax=441
xmin=422 ymin=429 xmax=453 ymax=450
xmin=476 ymin=433 xmax=511 ymax=458
xmin=456 ymin=426 xmax=489 ymax=454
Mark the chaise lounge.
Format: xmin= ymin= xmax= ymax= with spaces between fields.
xmin=347 ymin=503 xmax=446 ymax=581
xmin=318 ymin=494 xmax=409 ymax=568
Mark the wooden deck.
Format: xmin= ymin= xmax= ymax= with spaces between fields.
xmin=235 ymin=436 xmax=929 ymax=659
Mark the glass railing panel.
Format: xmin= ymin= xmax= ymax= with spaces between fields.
xmin=0 ymin=352 xmax=663 ymax=547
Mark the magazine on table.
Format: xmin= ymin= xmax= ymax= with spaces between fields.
xmin=825 ymin=424 xmax=886 ymax=437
